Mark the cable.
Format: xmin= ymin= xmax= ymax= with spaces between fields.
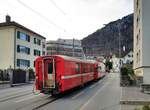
xmin=17 ymin=0 xmax=65 ymax=31
xmin=48 ymin=0 xmax=66 ymax=15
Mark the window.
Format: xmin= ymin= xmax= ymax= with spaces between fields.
xmin=83 ymin=65 xmax=86 ymax=73
xmin=43 ymin=44 xmax=45 ymax=48
xmin=48 ymin=62 xmax=53 ymax=74
xmin=17 ymin=45 xmax=30 ymax=54
xmin=136 ymin=53 xmax=139 ymax=63
xmin=136 ymin=17 xmax=139 ymax=26
xmin=17 ymin=59 xmax=30 ymax=67
xmin=34 ymin=38 xmax=36 ymax=44
xmin=17 ymin=31 xmax=30 ymax=42
xmin=75 ymin=63 xmax=80 ymax=73
xmin=34 ymin=49 xmax=41 ymax=56
xmin=136 ymin=0 xmax=139 ymax=10
xmin=90 ymin=66 xmax=94 ymax=72
xmin=136 ymin=34 xmax=139 ymax=45
xmin=34 ymin=38 xmax=41 ymax=45
xmin=43 ymin=51 xmax=45 ymax=55
xmin=37 ymin=39 xmax=41 ymax=45
xmin=139 ymin=50 xmax=141 ymax=62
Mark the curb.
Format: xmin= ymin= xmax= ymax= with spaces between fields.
xmin=120 ymin=100 xmax=150 ymax=105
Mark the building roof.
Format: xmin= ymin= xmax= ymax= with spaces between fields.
xmin=0 ymin=21 xmax=46 ymax=39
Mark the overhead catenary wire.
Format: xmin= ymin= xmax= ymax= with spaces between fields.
xmin=48 ymin=0 xmax=66 ymax=15
xmin=16 ymin=0 xmax=65 ymax=31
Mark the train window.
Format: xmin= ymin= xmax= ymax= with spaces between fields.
xmin=48 ymin=63 xmax=53 ymax=74
xmin=98 ymin=66 xmax=102 ymax=72
xmin=90 ymin=66 xmax=93 ymax=72
xmin=83 ymin=64 xmax=86 ymax=73
xmin=76 ymin=63 xmax=80 ymax=73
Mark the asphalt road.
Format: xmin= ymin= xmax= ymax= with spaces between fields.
xmin=0 ymin=73 xmax=121 ymax=110
xmin=38 ymin=73 xmax=121 ymax=110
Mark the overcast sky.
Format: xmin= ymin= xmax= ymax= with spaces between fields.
xmin=0 ymin=0 xmax=133 ymax=40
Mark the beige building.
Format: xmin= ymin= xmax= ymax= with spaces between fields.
xmin=46 ymin=39 xmax=85 ymax=59
xmin=0 ymin=15 xmax=46 ymax=70
xmin=134 ymin=0 xmax=150 ymax=84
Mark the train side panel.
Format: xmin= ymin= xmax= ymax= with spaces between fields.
xmin=60 ymin=60 xmax=82 ymax=92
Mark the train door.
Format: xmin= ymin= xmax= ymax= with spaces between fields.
xmin=44 ymin=58 xmax=55 ymax=88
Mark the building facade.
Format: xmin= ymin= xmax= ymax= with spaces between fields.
xmin=134 ymin=0 xmax=150 ymax=84
xmin=122 ymin=51 xmax=133 ymax=64
xmin=0 ymin=16 xmax=46 ymax=70
xmin=46 ymin=39 xmax=85 ymax=59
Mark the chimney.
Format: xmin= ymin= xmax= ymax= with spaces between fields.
xmin=6 ymin=15 xmax=11 ymax=23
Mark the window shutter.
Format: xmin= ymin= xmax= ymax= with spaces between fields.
xmin=17 ymin=45 xmax=20 ymax=52
xmin=17 ymin=31 xmax=20 ymax=39
xmin=28 ymin=48 xmax=30 ymax=54
xmin=28 ymin=35 xmax=30 ymax=42
xmin=34 ymin=50 xmax=36 ymax=56
xmin=17 ymin=59 xmax=20 ymax=67
xmin=34 ymin=38 xmax=36 ymax=44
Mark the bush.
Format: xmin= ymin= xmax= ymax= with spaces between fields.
xmin=121 ymin=67 xmax=128 ymax=75
xmin=142 ymin=105 xmax=150 ymax=110
xmin=135 ymin=105 xmax=150 ymax=110
xmin=120 ymin=66 xmax=134 ymax=76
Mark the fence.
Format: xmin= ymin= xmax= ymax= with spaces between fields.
xmin=0 ymin=68 xmax=35 ymax=86
xmin=0 ymin=70 xmax=10 ymax=84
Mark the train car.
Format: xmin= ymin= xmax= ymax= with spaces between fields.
xmin=34 ymin=55 xmax=103 ymax=95
xmin=93 ymin=62 xmax=106 ymax=80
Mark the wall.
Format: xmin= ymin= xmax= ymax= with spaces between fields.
xmin=0 ymin=27 xmax=15 ymax=69
xmin=15 ymin=28 xmax=46 ymax=70
xmin=142 ymin=0 xmax=150 ymax=66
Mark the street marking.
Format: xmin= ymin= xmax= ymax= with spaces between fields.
xmin=71 ymin=91 xmax=85 ymax=100
xmin=15 ymin=95 xmax=37 ymax=103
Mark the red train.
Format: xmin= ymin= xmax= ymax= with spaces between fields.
xmin=34 ymin=55 xmax=105 ymax=95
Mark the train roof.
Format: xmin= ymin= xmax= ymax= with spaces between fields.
xmin=42 ymin=55 xmax=97 ymax=64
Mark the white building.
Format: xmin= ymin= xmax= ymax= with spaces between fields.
xmin=134 ymin=0 xmax=150 ymax=84
xmin=122 ymin=51 xmax=133 ymax=64
xmin=46 ymin=38 xmax=85 ymax=59
xmin=0 ymin=15 xmax=46 ymax=70
xmin=111 ymin=55 xmax=120 ymax=72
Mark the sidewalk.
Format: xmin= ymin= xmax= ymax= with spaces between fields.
xmin=121 ymin=86 xmax=150 ymax=110
xmin=0 ymin=83 xmax=10 ymax=89
xmin=0 ymin=81 xmax=34 ymax=89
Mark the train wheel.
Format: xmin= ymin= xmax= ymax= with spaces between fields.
xmin=51 ymin=90 xmax=59 ymax=96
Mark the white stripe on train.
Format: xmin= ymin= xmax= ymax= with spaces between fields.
xmin=61 ymin=72 xmax=95 ymax=79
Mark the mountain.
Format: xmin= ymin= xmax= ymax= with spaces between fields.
xmin=82 ymin=14 xmax=133 ymax=57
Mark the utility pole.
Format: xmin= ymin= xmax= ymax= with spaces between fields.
xmin=72 ymin=38 xmax=75 ymax=57
xmin=118 ymin=20 xmax=121 ymax=58
xmin=118 ymin=20 xmax=122 ymax=69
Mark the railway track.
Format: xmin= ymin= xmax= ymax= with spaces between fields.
xmin=32 ymin=96 xmax=59 ymax=110
xmin=15 ymin=95 xmax=60 ymax=110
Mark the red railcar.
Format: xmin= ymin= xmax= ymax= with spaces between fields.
xmin=35 ymin=55 xmax=104 ymax=95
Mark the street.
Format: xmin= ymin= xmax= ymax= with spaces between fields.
xmin=0 ymin=73 xmax=121 ymax=110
